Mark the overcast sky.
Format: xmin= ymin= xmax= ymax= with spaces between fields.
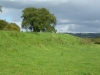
xmin=0 ymin=0 xmax=100 ymax=33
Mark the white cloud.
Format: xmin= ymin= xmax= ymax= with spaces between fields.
xmin=56 ymin=25 xmax=69 ymax=33
xmin=10 ymin=0 xmax=16 ymax=1
xmin=59 ymin=19 xmax=70 ymax=23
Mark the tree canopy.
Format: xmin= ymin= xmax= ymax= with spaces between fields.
xmin=0 ymin=6 xmax=2 ymax=12
xmin=0 ymin=19 xmax=8 ymax=30
xmin=0 ymin=19 xmax=20 ymax=32
xmin=5 ymin=23 xmax=20 ymax=32
xmin=21 ymin=7 xmax=57 ymax=32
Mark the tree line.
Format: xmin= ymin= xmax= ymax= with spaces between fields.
xmin=0 ymin=6 xmax=57 ymax=32
xmin=0 ymin=6 xmax=20 ymax=32
xmin=0 ymin=19 xmax=20 ymax=32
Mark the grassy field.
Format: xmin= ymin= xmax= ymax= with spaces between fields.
xmin=0 ymin=31 xmax=100 ymax=75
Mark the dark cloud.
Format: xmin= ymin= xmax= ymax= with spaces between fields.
xmin=0 ymin=0 xmax=100 ymax=32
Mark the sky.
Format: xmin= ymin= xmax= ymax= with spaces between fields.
xmin=0 ymin=0 xmax=100 ymax=33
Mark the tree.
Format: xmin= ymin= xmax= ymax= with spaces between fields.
xmin=5 ymin=23 xmax=20 ymax=32
xmin=0 ymin=19 xmax=8 ymax=30
xmin=0 ymin=19 xmax=20 ymax=32
xmin=21 ymin=7 xmax=57 ymax=32
xmin=0 ymin=6 xmax=2 ymax=12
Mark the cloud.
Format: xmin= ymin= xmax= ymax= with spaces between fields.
xmin=56 ymin=25 xmax=69 ymax=33
xmin=0 ymin=0 xmax=100 ymax=32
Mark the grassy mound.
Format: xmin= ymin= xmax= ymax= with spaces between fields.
xmin=0 ymin=31 xmax=100 ymax=75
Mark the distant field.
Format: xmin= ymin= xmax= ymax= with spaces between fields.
xmin=0 ymin=31 xmax=100 ymax=75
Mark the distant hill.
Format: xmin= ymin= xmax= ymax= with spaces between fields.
xmin=67 ymin=33 xmax=100 ymax=38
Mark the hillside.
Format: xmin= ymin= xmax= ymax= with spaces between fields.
xmin=0 ymin=31 xmax=100 ymax=75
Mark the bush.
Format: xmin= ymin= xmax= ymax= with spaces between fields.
xmin=91 ymin=38 xmax=100 ymax=44
xmin=0 ymin=19 xmax=20 ymax=32
xmin=5 ymin=23 xmax=20 ymax=32
xmin=0 ymin=19 xmax=8 ymax=30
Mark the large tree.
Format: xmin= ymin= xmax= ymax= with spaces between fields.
xmin=0 ymin=6 xmax=2 ymax=12
xmin=21 ymin=7 xmax=57 ymax=32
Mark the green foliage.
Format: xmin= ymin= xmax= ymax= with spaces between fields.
xmin=21 ymin=7 xmax=57 ymax=32
xmin=0 ymin=19 xmax=20 ymax=32
xmin=0 ymin=31 xmax=100 ymax=75
xmin=0 ymin=6 xmax=2 ymax=12
xmin=91 ymin=37 xmax=100 ymax=44
xmin=5 ymin=23 xmax=20 ymax=32
xmin=0 ymin=19 xmax=8 ymax=30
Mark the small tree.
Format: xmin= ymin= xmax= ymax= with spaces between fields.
xmin=0 ymin=6 xmax=2 ymax=12
xmin=0 ymin=19 xmax=20 ymax=32
xmin=0 ymin=19 xmax=8 ymax=30
xmin=5 ymin=23 xmax=20 ymax=32
xmin=21 ymin=7 xmax=57 ymax=32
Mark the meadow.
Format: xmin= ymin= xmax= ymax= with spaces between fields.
xmin=0 ymin=31 xmax=100 ymax=75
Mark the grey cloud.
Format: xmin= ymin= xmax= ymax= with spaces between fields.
xmin=0 ymin=0 xmax=100 ymax=32
xmin=58 ymin=21 xmax=100 ymax=27
xmin=67 ymin=24 xmax=100 ymax=33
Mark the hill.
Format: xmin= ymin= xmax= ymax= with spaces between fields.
xmin=0 ymin=31 xmax=100 ymax=75
xmin=67 ymin=33 xmax=100 ymax=38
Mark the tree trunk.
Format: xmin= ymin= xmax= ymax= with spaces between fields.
xmin=33 ymin=26 xmax=40 ymax=32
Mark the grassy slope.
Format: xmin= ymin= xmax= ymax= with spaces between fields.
xmin=0 ymin=31 xmax=100 ymax=75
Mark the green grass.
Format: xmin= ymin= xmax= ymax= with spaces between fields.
xmin=0 ymin=31 xmax=100 ymax=75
